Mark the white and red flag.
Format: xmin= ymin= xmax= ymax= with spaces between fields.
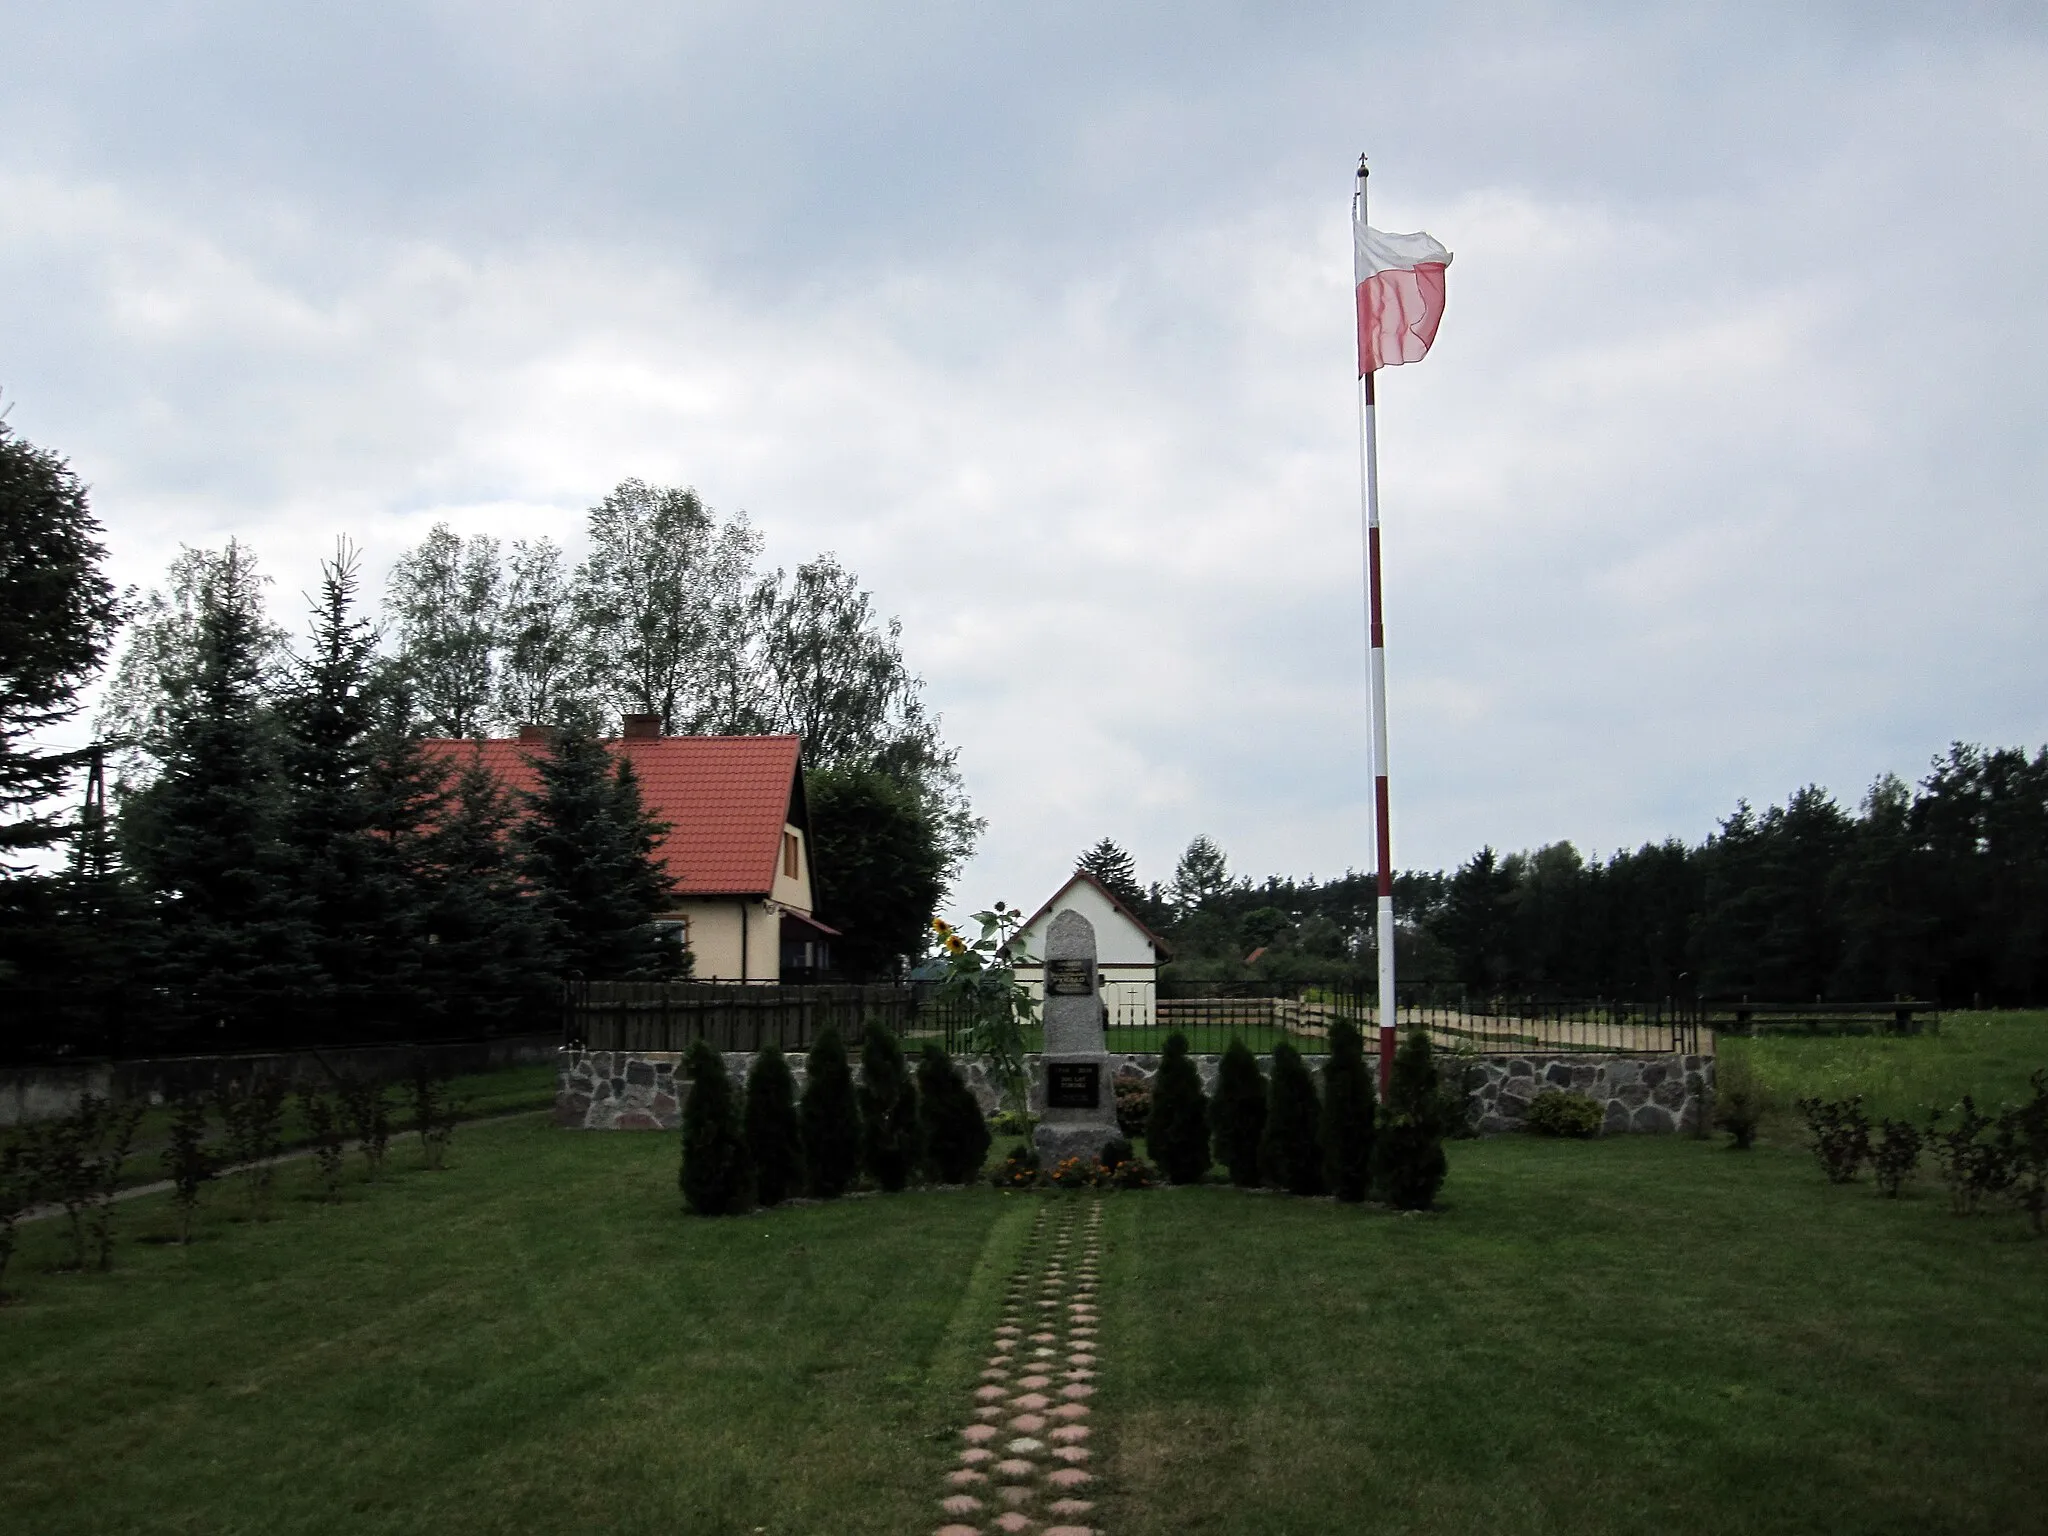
xmin=1354 ymin=222 xmax=1452 ymax=375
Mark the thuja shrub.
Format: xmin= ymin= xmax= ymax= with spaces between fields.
xmin=801 ymin=1027 xmax=861 ymax=1199
xmin=1320 ymin=1019 xmax=1376 ymax=1202
xmin=1525 ymin=1090 xmax=1603 ymax=1139
xmin=163 ymin=1096 xmax=216 ymax=1240
xmin=1209 ymin=1038 xmax=1267 ymax=1188
xmin=859 ymin=1019 xmax=921 ymax=1192
xmin=1373 ymin=1030 xmax=1449 ymax=1211
xmin=916 ymin=1042 xmax=991 ymax=1185
xmin=1147 ymin=1032 xmax=1212 ymax=1184
xmin=1114 ymin=1078 xmax=1152 ymax=1140
xmin=1797 ymin=1095 xmax=1872 ymax=1184
xmin=1873 ymin=1118 xmax=1923 ymax=1198
xmin=1261 ymin=1040 xmax=1324 ymax=1195
xmin=745 ymin=1044 xmax=804 ymax=1207
xmin=680 ymin=1039 xmax=754 ymax=1216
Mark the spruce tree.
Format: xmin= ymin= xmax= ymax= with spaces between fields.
xmin=744 ymin=1044 xmax=804 ymax=1206
xmin=1147 ymin=1031 xmax=1212 ymax=1184
xmin=1260 ymin=1039 xmax=1324 ymax=1195
xmin=1076 ymin=838 xmax=1144 ymax=909
xmin=1209 ymin=1038 xmax=1267 ymax=1187
xmin=858 ymin=1018 xmax=920 ymax=1192
xmin=277 ymin=543 xmax=403 ymax=1014
xmin=680 ymin=1038 xmax=753 ymax=1215
xmin=801 ymin=1026 xmax=860 ymax=1198
xmin=1372 ymin=1029 xmax=1449 ymax=1210
xmin=519 ymin=727 xmax=679 ymax=978
xmin=416 ymin=750 xmax=552 ymax=1025
xmin=916 ymin=1041 xmax=991 ymax=1184
xmin=1319 ymin=1018 xmax=1377 ymax=1203
xmin=124 ymin=543 xmax=316 ymax=1035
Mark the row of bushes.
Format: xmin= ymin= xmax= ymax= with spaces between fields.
xmin=1795 ymin=1074 xmax=2048 ymax=1229
xmin=991 ymin=1140 xmax=1157 ymax=1191
xmin=0 ymin=1060 xmax=464 ymax=1291
xmin=1137 ymin=1023 xmax=1451 ymax=1210
xmin=679 ymin=1024 xmax=990 ymax=1216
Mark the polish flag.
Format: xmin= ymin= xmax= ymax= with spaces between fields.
xmin=1355 ymin=222 xmax=1452 ymax=375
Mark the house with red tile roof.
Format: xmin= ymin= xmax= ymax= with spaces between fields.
xmin=423 ymin=716 xmax=835 ymax=981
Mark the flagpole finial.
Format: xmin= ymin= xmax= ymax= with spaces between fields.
xmin=1357 ymin=153 xmax=1369 ymax=182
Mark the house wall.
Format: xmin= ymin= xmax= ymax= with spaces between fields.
xmin=1009 ymin=878 xmax=1160 ymax=1026
xmin=769 ymin=822 xmax=813 ymax=911
xmin=670 ymin=898 xmax=779 ymax=982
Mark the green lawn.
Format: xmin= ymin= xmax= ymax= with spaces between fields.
xmin=1720 ymin=1008 xmax=2048 ymax=1131
xmin=4 ymin=1043 xmax=2046 ymax=1535
xmin=95 ymin=1060 xmax=560 ymax=1191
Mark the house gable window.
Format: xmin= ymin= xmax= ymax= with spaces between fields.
xmin=783 ymin=830 xmax=800 ymax=879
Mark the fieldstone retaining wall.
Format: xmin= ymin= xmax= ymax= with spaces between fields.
xmin=1463 ymin=1054 xmax=1714 ymax=1136
xmin=559 ymin=1047 xmax=1713 ymax=1135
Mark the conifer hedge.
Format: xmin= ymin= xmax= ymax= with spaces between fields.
xmin=1210 ymin=1038 xmax=1267 ymax=1187
xmin=1147 ymin=1031 xmax=1212 ymax=1184
xmin=1260 ymin=1039 xmax=1324 ymax=1195
xmin=1319 ymin=1018 xmax=1376 ymax=1202
xmin=744 ymin=1044 xmax=804 ymax=1206
xmin=801 ymin=1026 xmax=861 ymax=1199
xmin=680 ymin=1039 xmax=754 ymax=1216
xmin=1372 ymin=1029 xmax=1449 ymax=1210
xmin=858 ymin=1019 xmax=920 ymax=1192
xmin=916 ymin=1041 xmax=991 ymax=1184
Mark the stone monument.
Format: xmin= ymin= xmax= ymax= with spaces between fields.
xmin=1032 ymin=909 xmax=1121 ymax=1167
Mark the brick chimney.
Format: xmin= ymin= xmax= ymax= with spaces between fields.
xmin=516 ymin=723 xmax=557 ymax=743
xmin=622 ymin=713 xmax=662 ymax=740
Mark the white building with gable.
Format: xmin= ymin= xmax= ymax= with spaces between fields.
xmin=1004 ymin=871 xmax=1174 ymax=1030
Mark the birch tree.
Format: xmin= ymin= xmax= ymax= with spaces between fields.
xmin=383 ymin=523 xmax=501 ymax=738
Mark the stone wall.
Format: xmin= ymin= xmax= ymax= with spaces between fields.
xmin=559 ymin=1047 xmax=1713 ymax=1135
xmin=1462 ymin=1054 xmax=1714 ymax=1136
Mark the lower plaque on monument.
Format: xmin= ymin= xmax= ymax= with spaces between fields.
xmin=1046 ymin=1061 xmax=1101 ymax=1110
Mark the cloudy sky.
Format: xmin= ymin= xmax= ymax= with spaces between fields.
xmin=5 ymin=2 xmax=2046 ymax=911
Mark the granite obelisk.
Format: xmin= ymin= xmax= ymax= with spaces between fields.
xmin=1033 ymin=909 xmax=1120 ymax=1166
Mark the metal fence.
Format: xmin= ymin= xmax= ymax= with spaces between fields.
xmin=562 ymin=980 xmax=1714 ymax=1059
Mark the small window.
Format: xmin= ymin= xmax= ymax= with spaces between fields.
xmin=783 ymin=831 xmax=800 ymax=879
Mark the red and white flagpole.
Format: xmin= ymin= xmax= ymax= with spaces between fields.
xmin=1355 ymin=155 xmax=1398 ymax=1095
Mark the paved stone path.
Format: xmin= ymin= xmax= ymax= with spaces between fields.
xmin=937 ymin=1197 xmax=1104 ymax=1536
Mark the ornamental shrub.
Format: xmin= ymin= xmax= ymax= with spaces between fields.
xmin=801 ymin=1027 xmax=861 ymax=1199
xmin=1319 ymin=1019 xmax=1376 ymax=1202
xmin=1210 ymin=1038 xmax=1267 ymax=1187
xmin=1372 ymin=1030 xmax=1448 ymax=1210
xmin=1260 ymin=1040 xmax=1324 ymax=1195
xmin=859 ymin=1018 xmax=920 ymax=1192
xmin=1797 ymin=1095 xmax=1872 ymax=1184
xmin=1713 ymin=1051 xmax=1765 ymax=1150
xmin=1107 ymin=1153 xmax=1158 ymax=1190
xmin=1872 ymin=1117 xmax=1922 ymax=1198
xmin=2003 ymin=1071 xmax=2048 ymax=1235
xmin=1114 ymin=1078 xmax=1152 ymax=1140
xmin=296 ymin=1089 xmax=346 ymax=1203
xmin=163 ymin=1095 xmax=216 ymax=1239
xmin=1927 ymin=1096 xmax=2013 ymax=1215
xmin=745 ymin=1044 xmax=804 ymax=1206
xmin=917 ymin=1042 xmax=991 ymax=1184
xmin=1525 ymin=1089 xmax=1603 ymax=1138
xmin=991 ymin=1142 xmax=1040 ymax=1190
xmin=1049 ymin=1155 xmax=1102 ymax=1190
xmin=1148 ymin=1032 xmax=1212 ymax=1184
xmin=680 ymin=1038 xmax=754 ymax=1216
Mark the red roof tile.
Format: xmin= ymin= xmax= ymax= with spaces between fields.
xmin=422 ymin=734 xmax=805 ymax=899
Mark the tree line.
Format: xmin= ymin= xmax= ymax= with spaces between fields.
xmin=0 ymin=416 xmax=966 ymax=1060
xmin=1077 ymin=747 xmax=2048 ymax=1006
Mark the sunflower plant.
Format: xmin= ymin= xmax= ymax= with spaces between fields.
xmin=932 ymin=903 xmax=1038 ymax=1117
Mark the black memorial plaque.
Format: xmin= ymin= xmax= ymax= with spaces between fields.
xmin=1046 ymin=1061 xmax=1101 ymax=1110
xmin=1045 ymin=958 xmax=1094 ymax=997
